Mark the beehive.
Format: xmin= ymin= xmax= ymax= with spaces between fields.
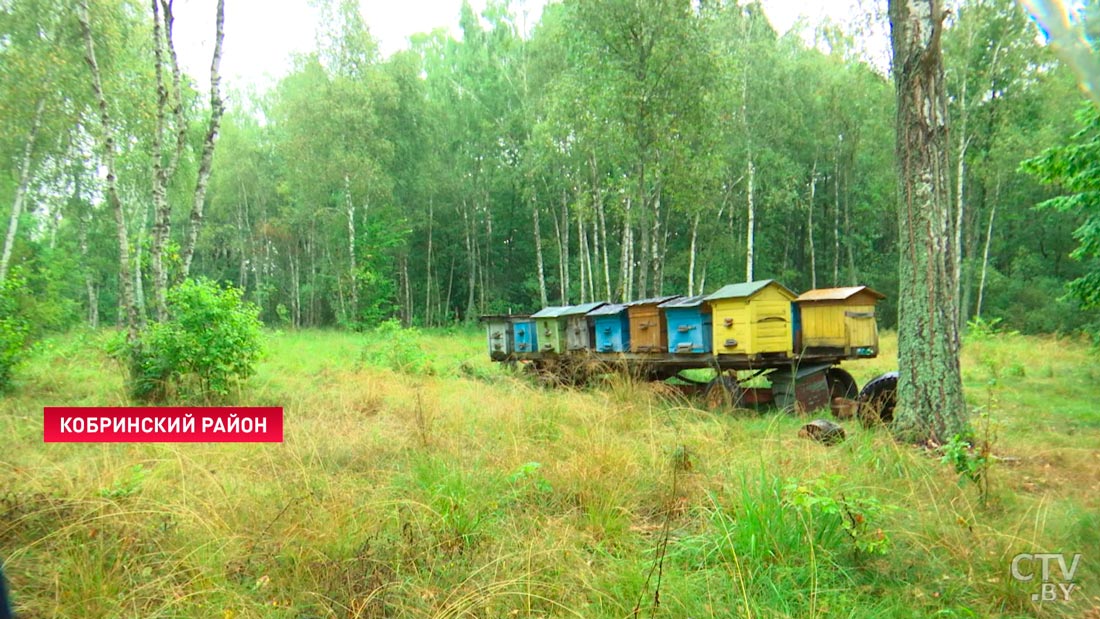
xmin=705 ymin=280 xmax=797 ymax=356
xmin=562 ymin=301 xmax=606 ymax=351
xmin=587 ymin=304 xmax=631 ymax=353
xmin=627 ymin=295 xmax=681 ymax=353
xmin=532 ymin=306 xmax=570 ymax=353
xmin=479 ymin=315 xmax=513 ymax=360
xmin=510 ymin=316 xmax=538 ymax=354
xmin=794 ymin=286 xmax=884 ymax=355
xmin=659 ymin=295 xmax=712 ymax=353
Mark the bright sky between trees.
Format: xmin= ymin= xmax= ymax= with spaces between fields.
xmin=172 ymin=0 xmax=885 ymax=92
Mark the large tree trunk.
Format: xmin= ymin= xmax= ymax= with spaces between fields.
xmin=889 ymin=0 xmax=967 ymax=444
xmin=0 ymin=98 xmax=45 ymax=285
xmin=78 ymin=0 xmax=140 ymax=343
xmin=180 ymin=0 xmax=226 ymax=279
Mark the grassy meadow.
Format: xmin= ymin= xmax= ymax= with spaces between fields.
xmin=1 ymin=326 xmax=1098 ymax=618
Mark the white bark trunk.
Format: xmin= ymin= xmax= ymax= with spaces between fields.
xmin=808 ymin=163 xmax=817 ymax=290
xmin=532 ymin=197 xmax=547 ymax=307
xmin=180 ymin=0 xmax=226 ymax=278
xmin=745 ymin=158 xmax=755 ymax=282
xmin=975 ymin=195 xmax=997 ymax=320
xmin=0 ymin=98 xmax=45 ymax=284
xmin=78 ymin=0 xmax=139 ymax=340
xmin=687 ymin=213 xmax=700 ymax=296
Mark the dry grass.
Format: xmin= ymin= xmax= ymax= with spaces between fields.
xmin=0 ymin=327 xmax=1097 ymax=618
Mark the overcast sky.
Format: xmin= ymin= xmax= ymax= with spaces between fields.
xmin=171 ymin=0 xmax=884 ymax=92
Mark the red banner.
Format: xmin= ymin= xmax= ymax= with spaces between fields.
xmin=43 ymin=407 xmax=284 ymax=443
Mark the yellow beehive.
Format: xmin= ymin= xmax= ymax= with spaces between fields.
xmin=794 ymin=286 xmax=885 ymax=353
xmin=704 ymin=280 xmax=797 ymax=356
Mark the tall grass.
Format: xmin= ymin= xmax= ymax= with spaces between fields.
xmin=0 ymin=328 xmax=1096 ymax=618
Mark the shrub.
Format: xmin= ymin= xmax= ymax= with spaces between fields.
xmin=130 ymin=279 xmax=264 ymax=401
xmin=0 ymin=272 xmax=31 ymax=390
xmin=359 ymin=319 xmax=434 ymax=375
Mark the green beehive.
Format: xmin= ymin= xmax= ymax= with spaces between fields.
xmin=532 ymin=306 xmax=570 ymax=353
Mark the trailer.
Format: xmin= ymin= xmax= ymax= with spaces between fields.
xmin=481 ymin=282 xmax=897 ymax=420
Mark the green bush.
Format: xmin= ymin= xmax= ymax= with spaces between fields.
xmin=359 ymin=319 xmax=434 ymax=375
xmin=0 ymin=272 xmax=31 ymax=390
xmin=130 ymin=279 xmax=264 ymax=401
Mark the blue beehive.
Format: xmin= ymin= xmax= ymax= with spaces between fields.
xmin=587 ymin=303 xmax=631 ymax=353
xmin=659 ymin=295 xmax=713 ymax=353
xmin=510 ymin=316 xmax=539 ymax=354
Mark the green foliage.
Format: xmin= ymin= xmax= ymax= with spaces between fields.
xmin=783 ymin=474 xmax=895 ymax=557
xmin=964 ymin=316 xmax=1017 ymax=341
xmin=359 ymin=319 xmax=434 ymax=375
xmin=0 ymin=271 xmax=31 ymax=390
xmin=129 ymin=278 xmax=264 ymax=401
xmin=97 ymin=464 xmax=147 ymax=499
xmin=1021 ymin=104 xmax=1100 ymax=313
xmin=940 ymin=413 xmax=997 ymax=505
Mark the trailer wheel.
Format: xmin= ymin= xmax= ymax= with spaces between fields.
xmin=703 ymin=374 xmax=742 ymax=410
xmin=824 ymin=367 xmax=859 ymax=400
xmin=858 ymin=371 xmax=898 ymax=425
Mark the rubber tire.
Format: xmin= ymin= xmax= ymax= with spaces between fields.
xmin=858 ymin=371 xmax=898 ymax=423
xmin=824 ymin=367 xmax=859 ymax=400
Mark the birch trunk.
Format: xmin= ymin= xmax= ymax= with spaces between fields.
xmin=889 ymin=0 xmax=967 ymax=443
xmin=598 ymin=197 xmax=611 ymax=300
xmin=975 ymin=181 xmax=999 ymax=320
xmin=745 ymin=158 xmax=755 ymax=282
xmin=78 ymin=0 xmax=140 ymax=342
xmin=833 ymin=151 xmax=841 ymax=286
xmin=425 ymin=196 xmax=435 ymax=326
xmin=618 ymin=198 xmax=632 ymax=301
xmin=808 ymin=164 xmax=818 ymax=290
xmin=180 ymin=0 xmax=226 ymax=278
xmin=561 ymin=190 xmax=570 ymax=303
xmin=532 ymin=197 xmax=548 ymax=307
xmin=954 ymin=74 xmax=969 ymax=328
xmin=463 ymin=199 xmax=476 ymax=319
xmin=577 ymin=210 xmax=588 ymax=303
xmin=687 ymin=213 xmax=700 ymax=296
xmin=344 ymin=174 xmax=358 ymax=324
xmin=0 ymin=98 xmax=45 ymax=284
xmin=76 ymin=181 xmax=99 ymax=328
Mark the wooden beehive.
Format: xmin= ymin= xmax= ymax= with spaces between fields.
xmin=509 ymin=316 xmax=538 ymax=354
xmin=705 ymin=280 xmax=797 ymax=357
xmin=562 ymin=301 xmax=606 ymax=351
xmin=627 ymin=296 xmax=681 ymax=353
xmin=479 ymin=315 xmax=513 ymax=360
xmin=532 ymin=306 xmax=569 ymax=353
xmin=587 ymin=303 xmax=631 ymax=353
xmin=794 ymin=286 xmax=884 ymax=355
xmin=659 ymin=295 xmax=712 ymax=353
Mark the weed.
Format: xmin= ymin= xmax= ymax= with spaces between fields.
xmin=941 ymin=412 xmax=998 ymax=507
xmin=783 ymin=474 xmax=896 ymax=557
xmin=96 ymin=464 xmax=149 ymax=500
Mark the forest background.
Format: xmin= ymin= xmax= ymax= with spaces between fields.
xmin=0 ymin=0 xmax=1096 ymax=340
